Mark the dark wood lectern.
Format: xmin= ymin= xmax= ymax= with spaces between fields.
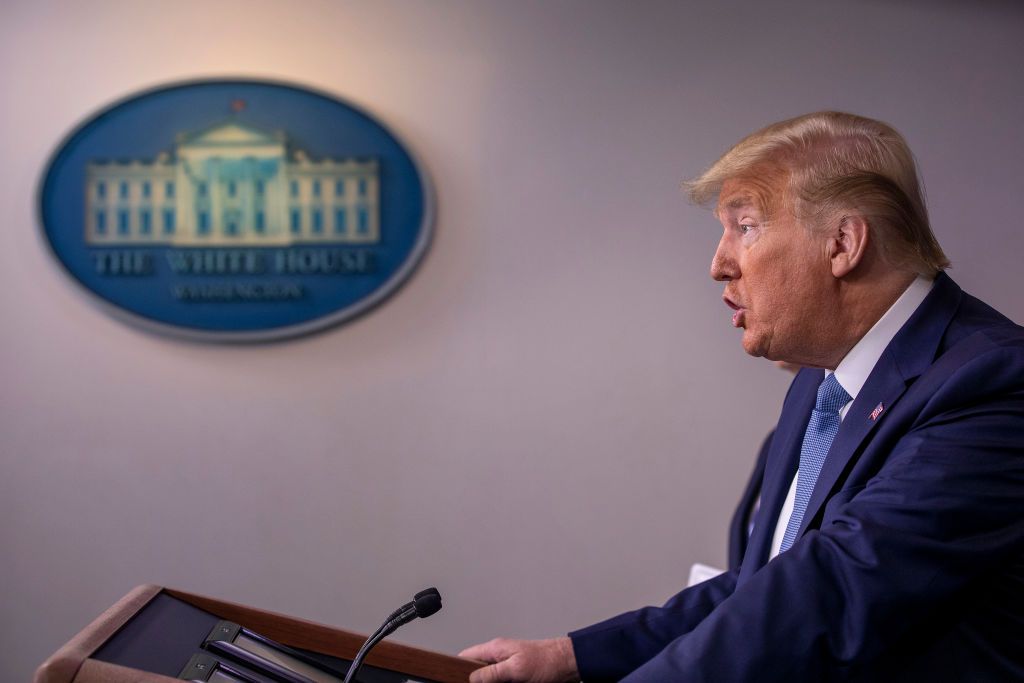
xmin=35 ymin=585 xmax=480 ymax=683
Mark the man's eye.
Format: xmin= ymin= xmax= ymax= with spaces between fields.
xmin=739 ymin=224 xmax=754 ymax=234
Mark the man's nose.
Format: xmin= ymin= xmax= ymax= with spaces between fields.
xmin=710 ymin=237 xmax=738 ymax=281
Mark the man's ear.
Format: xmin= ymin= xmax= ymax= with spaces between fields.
xmin=828 ymin=213 xmax=869 ymax=278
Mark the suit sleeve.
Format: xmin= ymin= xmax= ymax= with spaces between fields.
xmin=615 ymin=342 xmax=1024 ymax=682
xmin=569 ymin=567 xmax=738 ymax=682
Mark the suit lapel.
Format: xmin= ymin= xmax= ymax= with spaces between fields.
xmin=796 ymin=273 xmax=964 ymax=538
xmin=740 ymin=369 xmax=821 ymax=578
xmin=797 ymin=352 xmax=908 ymax=536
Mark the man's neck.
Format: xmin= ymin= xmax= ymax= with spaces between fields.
xmin=819 ymin=270 xmax=919 ymax=371
xmin=833 ymin=275 xmax=935 ymax=399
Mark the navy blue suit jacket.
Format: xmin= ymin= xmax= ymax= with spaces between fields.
xmin=570 ymin=274 xmax=1024 ymax=682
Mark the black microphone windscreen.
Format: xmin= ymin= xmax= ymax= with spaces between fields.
xmin=413 ymin=591 xmax=442 ymax=618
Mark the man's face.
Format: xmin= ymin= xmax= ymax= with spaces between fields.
xmin=710 ymin=174 xmax=834 ymax=364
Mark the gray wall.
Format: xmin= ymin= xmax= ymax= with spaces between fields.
xmin=2 ymin=0 xmax=1023 ymax=679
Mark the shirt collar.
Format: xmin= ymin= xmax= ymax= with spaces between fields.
xmin=831 ymin=275 xmax=934 ymax=401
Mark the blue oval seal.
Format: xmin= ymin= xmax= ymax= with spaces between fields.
xmin=39 ymin=79 xmax=432 ymax=341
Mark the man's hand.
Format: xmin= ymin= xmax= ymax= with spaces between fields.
xmin=458 ymin=636 xmax=580 ymax=683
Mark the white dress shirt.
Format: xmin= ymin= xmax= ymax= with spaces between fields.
xmin=768 ymin=276 xmax=934 ymax=559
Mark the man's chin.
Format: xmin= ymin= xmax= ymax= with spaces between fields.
xmin=740 ymin=332 xmax=768 ymax=358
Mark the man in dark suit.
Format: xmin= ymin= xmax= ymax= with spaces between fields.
xmin=461 ymin=112 xmax=1024 ymax=682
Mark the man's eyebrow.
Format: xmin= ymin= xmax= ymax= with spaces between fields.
xmin=723 ymin=195 xmax=757 ymax=210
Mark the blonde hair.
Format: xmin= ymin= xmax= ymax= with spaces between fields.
xmin=687 ymin=111 xmax=950 ymax=275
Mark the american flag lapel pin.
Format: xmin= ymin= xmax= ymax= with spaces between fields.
xmin=870 ymin=403 xmax=885 ymax=421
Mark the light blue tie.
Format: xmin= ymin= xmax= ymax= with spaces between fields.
xmin=779 ymin=373 xmax=851 ymax=553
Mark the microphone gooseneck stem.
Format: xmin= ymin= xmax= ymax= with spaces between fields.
xmin=342 ymin=607 xmax=416 ymax=683
xmin=342 ymin=588 xmax=441 ymax=683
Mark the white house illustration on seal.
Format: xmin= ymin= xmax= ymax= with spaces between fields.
xmin=84 ymin=120 xmax=379 ymax=246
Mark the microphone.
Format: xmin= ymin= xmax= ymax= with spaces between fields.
xmin=342 ymin=588 xmax=442 ymax=683
xmin=381 ymin=588 xmax=442 ymax=626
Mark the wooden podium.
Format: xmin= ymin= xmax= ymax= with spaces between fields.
xmin=35 ymin=585 xmax=480 ymax=683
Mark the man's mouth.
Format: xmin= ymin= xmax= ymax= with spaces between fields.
xmin=723 ymin=295 xmax=746 ymax=328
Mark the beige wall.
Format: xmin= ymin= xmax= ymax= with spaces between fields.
xmin=2 ymin=0 xmax=1023 ymax=679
